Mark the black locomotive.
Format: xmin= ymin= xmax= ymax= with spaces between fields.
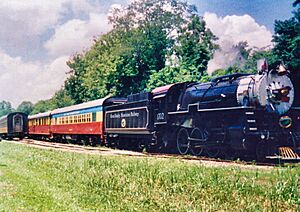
xmin=0 ymin=112 xmax=28 ymax=140
xmin=105 ymin=60 xmax=300 ymax=160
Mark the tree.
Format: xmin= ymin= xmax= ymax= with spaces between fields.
xmin=175 ymin=15 xmax=218 ymax=80
xmin=244 ymin=50 xmax=278 ymax=72
xmin=0 ymin=101 xmax=14 ymax=117
xmin=51 ymin=89 xmax=75 ymax=109
xmin=31 ymin=100 xmax=53 ymax=115
xmin=65 ymin=0 xmax=217 ymax=101
xmin=147 ymin=66 xmax=195 ymax=90
xmin=273 ymin=2 xmax=300 ymax=105
xmin=65 ymin=54 xmax=89 ymax=104
xmin=16 ymin=101 xmax=34 ymax=115
xmin=31 ymin=88 xmax=75 ymax=115
xmin=273 ymin=10 xmax=300 ymax=72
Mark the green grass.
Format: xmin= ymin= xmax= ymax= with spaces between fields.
xmin=0 ymin=142 xmax=299 ymax=211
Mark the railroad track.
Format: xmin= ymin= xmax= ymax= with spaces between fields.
xmin=3 ymin=138 xmax=279 ymax=170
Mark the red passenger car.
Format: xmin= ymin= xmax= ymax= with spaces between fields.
xmin=50 ymin=97 xmax=111 ymax=145
xmin=28 ymin=112 xmax=51 ymax=140
xmin=27 ymin=97 xmax=124 ymax=145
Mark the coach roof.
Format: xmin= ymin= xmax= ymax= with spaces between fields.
xmin=51 ymin=97 xmax=109 ymax=115
xmin=28 ymin=111 xmax=51 ymax=119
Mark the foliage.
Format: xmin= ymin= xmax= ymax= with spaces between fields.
xmin=175 ymin=15 xmax=218 ymax=80
xmin=147 ymin=66 xmax=194 ymax=90
xmin=244 ymin=50 xmax=278 ymax=72
xmin=65 ymin=0 xmax=217 ymax=102
xmin=31 ymin=89 xmax=74 ymax=114
xmin=273 ymin=2 xmax=300 ymax=105
xmin=0 ymin=101 xmax=14 ymax=117
xmin=51 ymin=89 xmax=75 ymax=110
xmin=273 ymin=7 xmax=300 ymax=73
xmin=16 ymin=101 xmax=34 ymax=115
xmin=0 ymin=142 xmax=299 ymax=211
xmin=65 ymin=55 xmax=88 ymax=104
xmin=31 ymin=99 xmax=53 ymax=115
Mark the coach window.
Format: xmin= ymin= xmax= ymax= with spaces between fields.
xmin=78 ymin=115 xmax=82 ymax=123
xmin=70 ymin=116 xmax=73 ymax=124
xmin=92 ymin=112 xmax=96 ymax=122
xmin=74 ymin=116 xmax=77 ymax=123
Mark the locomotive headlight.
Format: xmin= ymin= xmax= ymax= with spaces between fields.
xmin=280 ymin=86 xmax=291 ymax=96
xmin=279 ymin=116 xmax=292 ymax=128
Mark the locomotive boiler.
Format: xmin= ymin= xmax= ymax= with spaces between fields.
xmin=105 ymin=60 xmax=300 ymax=160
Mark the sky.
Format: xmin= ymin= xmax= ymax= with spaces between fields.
xmin=0 ymin=0 xmax=295 ymax=107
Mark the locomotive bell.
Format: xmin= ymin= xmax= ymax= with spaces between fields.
xmin=277 ymin=63 xmax=288 ymax=75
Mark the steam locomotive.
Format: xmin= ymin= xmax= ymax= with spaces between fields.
xmin=105 ymin=60 xmax=300 ymax=160
xmin=6 ymin=59 xmax=299 ymax=161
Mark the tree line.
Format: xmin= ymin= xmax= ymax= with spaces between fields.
xmin=1 ymin=0 xmax=299 ymax=116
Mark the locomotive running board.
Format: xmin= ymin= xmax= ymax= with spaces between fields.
xmin=266 ymin=147 xmax=300 ymax=160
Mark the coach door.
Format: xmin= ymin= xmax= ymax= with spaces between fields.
xmin=13 ymin=114 xmax=23 ymax=133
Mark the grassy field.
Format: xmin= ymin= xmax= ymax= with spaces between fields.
xmin=0 ymin=141 xmax=299 ymax=211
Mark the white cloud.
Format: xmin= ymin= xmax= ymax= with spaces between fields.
xmin=44 ymin=13 xmax=112 ymax=57
xmin=204 ymin=12 xmax=273 ymax=73
xmin=0 ymin=49 xmax=69 ymax=107
xmin=0 ymin=0 xmax=114 ymax=106
xmin=0 ymin=0 xmax=105 ymax=55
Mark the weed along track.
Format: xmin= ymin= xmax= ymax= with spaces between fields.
xmin=5 ymin=139 xmax=275 ymax=170
xmin=10 ymin=139 xmax=145 ymax=157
